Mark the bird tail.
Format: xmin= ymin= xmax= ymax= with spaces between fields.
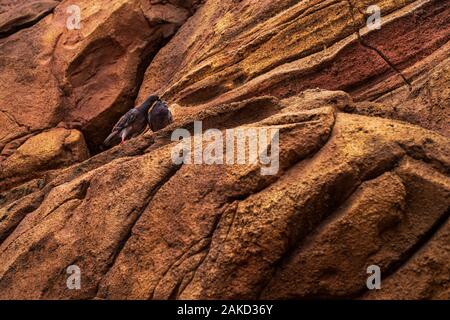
xmin=103 ymin=131 xmax=121 ymax=147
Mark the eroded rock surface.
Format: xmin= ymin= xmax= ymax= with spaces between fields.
xmin=1 ymin=128 xmax=89 ymax=189
xmin=0 ymin=0 xmax=448 ymax=300
xmin=0 ymin=0 xmax=60 ymax=37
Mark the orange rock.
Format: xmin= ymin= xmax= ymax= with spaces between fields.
xmin=0 ymin=128 xmax=89 ymax=181
xmin=0 ymin=0 xmax=448 ymax=300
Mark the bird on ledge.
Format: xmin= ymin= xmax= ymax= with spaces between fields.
xmin=148 ymin=99 xmax=173 ymax=132
xmin=103 ymin=95 xmax=160 ymax=148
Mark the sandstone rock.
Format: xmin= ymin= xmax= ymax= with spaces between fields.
xmin=1 ymin=91 xmax=448 ymax=300
xmin=0 ymin=145 xmax=180 ymax=299
xmin=0 ymin=0 xmax=201 ymax=159
xmin=174 ymin=112 xmax=449 ymax=300
xmin=0 ymin=0 xmax=448 ymax=300
xmin=364 ymin=218 xmax=450 ymax=300
xmin=0 ymin=0 xmax=60 ymax=37
xmin=261 ymin=158 xmax=449 ymax=299
xmin=138 ymin=0 xmax=449 ymax=135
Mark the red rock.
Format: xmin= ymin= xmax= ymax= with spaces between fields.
xmin=0 ymin=0 xmax=448 ymax=300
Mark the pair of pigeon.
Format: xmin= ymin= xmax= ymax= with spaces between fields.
xmin=103 ymin=95 xmax=173 ymax=147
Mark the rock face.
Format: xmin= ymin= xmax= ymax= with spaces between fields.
xmin=0 ymin=1 xmax=60 ymax=37
xmin=0 ymin=128 xmax=89 ymax=189
xmin=0 ymin=0 xmax=448 ymax=300
xmin=0 ymin=0 xmax=199 ymax=156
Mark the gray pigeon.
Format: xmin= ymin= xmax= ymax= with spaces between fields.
xmin=148 ymin=100 xmax=173 ymax=132
xmin=103 ymin=95 xmax=159 ymax=147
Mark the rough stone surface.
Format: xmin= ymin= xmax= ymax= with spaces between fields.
xmin=0 ymin=0 xmax=448 ymax=300
xmin=0 ymin=128 xmax=89 ymax=191
xmin=0 ymin=0 xmax=199 ymax=156
xmin=0 ymin=1 xmax=60 ymax=37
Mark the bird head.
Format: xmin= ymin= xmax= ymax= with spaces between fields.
xmin=139 ymin=95 xmax=160 ymax=113
xmin=146 ymin=95 xmax=160 ymax=104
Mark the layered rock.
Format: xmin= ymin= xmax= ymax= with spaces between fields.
xmin=0 ymin=0 xmax=448 ymax=300
xmin=0 ymin=0 xmax=201 ymax=167
xmin=0 ymin=0 xmax=60 ymax=38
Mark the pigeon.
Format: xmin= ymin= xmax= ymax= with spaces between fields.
xmin=103 ymin=95 xmax=160 ymax=147
xmin=148 ymin=100 xmax=173 ymax=132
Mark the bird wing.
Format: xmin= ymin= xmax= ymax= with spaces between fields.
xmin=147 ymin=112 xmax=151 ymax=128
xmin=113 ymin=108 xmax=140 ymax=132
